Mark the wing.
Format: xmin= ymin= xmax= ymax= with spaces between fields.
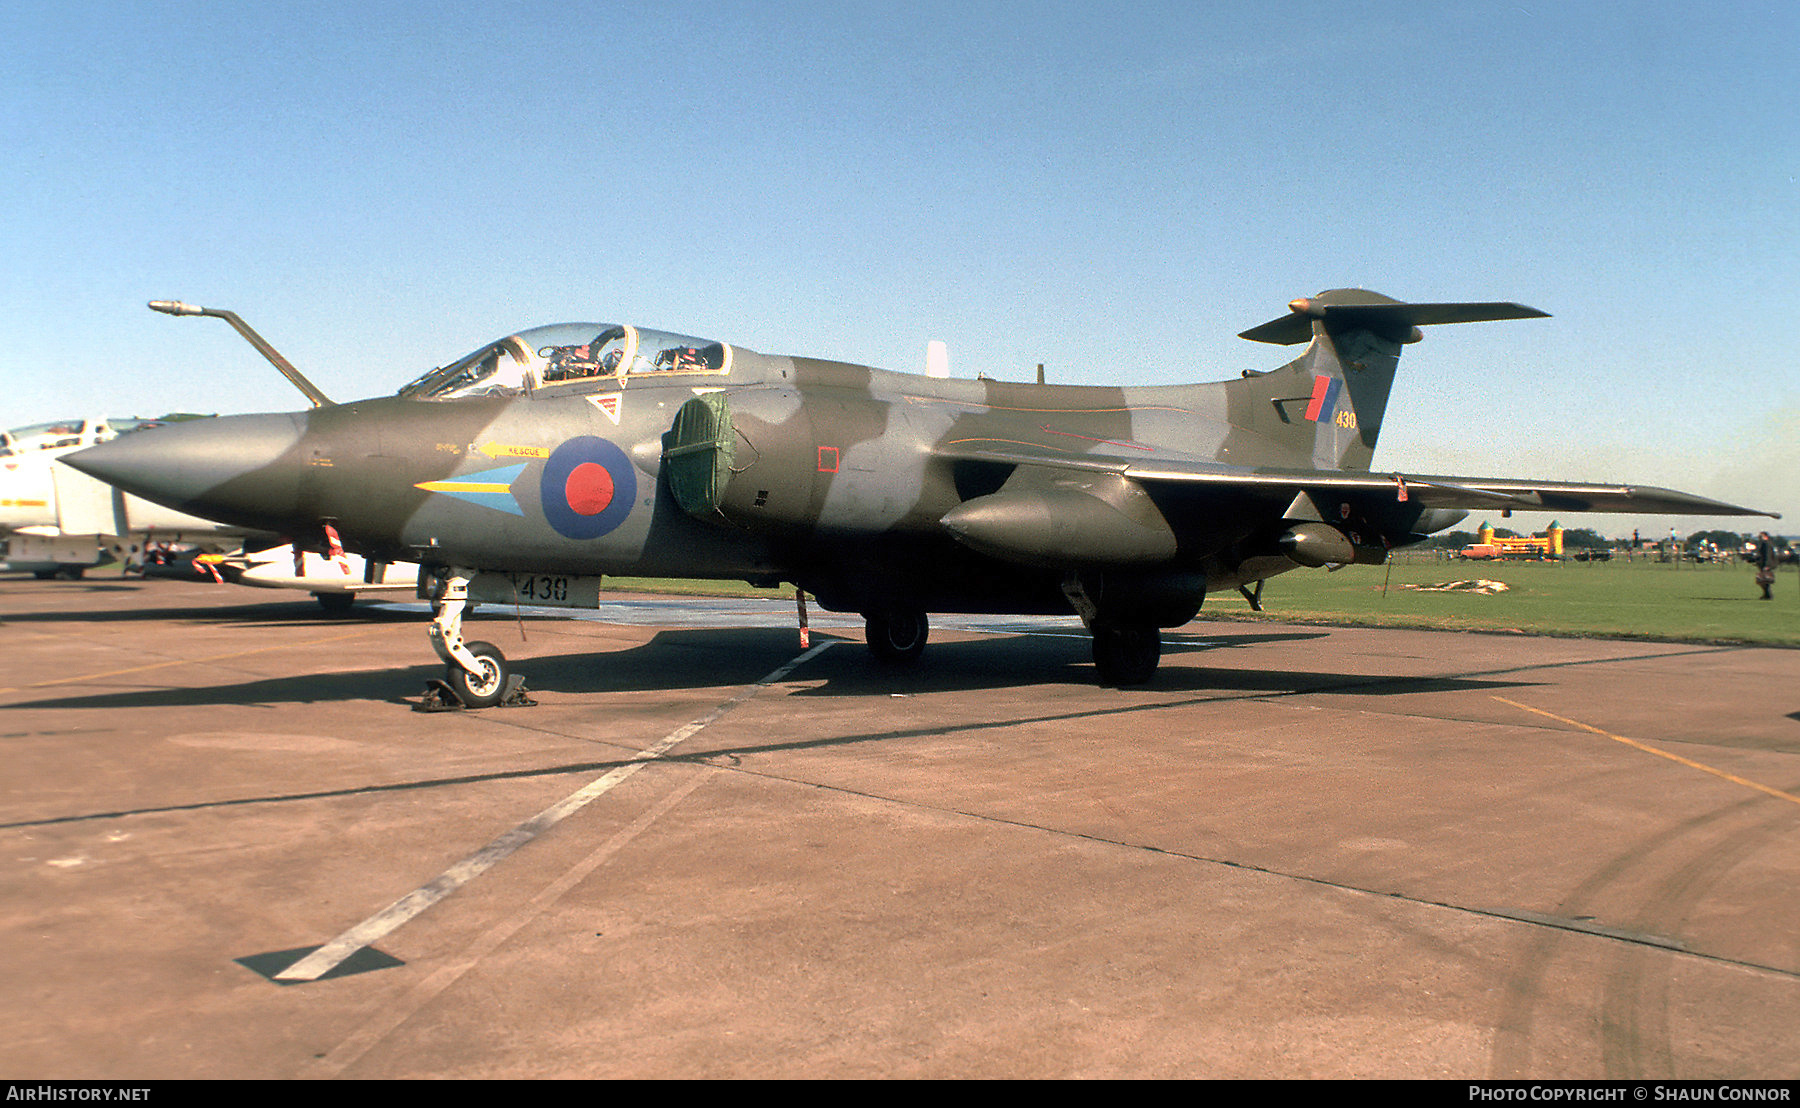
xmin=936 ymin=442 xmax=1778 ymax=518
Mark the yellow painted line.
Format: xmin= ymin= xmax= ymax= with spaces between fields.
xmin=413 ymin=479 xmax=514 ymax=494
xmin=944 ymin=437 xmax=1078 ymax=454
xmin=1493 ymin=696 xmax=1800 ymax=808
xmin=0 ymin=629 xmax=388 ymax=697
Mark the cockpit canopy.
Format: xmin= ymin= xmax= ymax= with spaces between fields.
xmin=0 ymin=419 xmax=89 ymax=456
xmin=399 ymin=323 xmax=733 ymax=401
xmin=0 ymin=419 xmax=179 ymax=458
xmin=0 ymin=418 xmax=168 ymax=457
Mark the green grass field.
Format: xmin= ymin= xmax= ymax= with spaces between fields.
xmin=605 ymin=558 xmax=1800 ymax=646
xmin=1210 ymin=556 xmax=1800 ymax=645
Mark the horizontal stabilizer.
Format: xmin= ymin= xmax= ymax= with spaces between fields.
xmin=1239 ymin=290 xmax=1549 ymax=346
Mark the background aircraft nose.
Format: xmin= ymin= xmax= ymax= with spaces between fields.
xmin=63 ymin=412 xmax=307 ymax=527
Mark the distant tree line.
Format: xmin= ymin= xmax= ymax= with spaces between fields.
xmin=1685 ymin=529 xmax=1788 ymax=551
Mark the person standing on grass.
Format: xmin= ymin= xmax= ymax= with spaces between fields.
xmin=1754 ymin=531 xmax=1778 ymax=600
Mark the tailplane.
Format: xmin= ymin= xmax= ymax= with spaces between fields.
xmin=1229 ymin=290 xmax=1547 ymax=471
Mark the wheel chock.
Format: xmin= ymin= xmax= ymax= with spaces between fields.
xmin=412 ymin=674 xmax=535 ymax=712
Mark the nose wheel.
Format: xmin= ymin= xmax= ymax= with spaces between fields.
xmin=420 ymin=568 xmax=532 ymax=710
xmin=445 ymin=640 xmax=510 ymax=708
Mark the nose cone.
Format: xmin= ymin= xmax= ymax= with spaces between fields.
xmin=63 ymin=413 xmax=307 ymax=531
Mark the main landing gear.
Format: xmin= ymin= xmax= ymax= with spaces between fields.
xmin=419 ymin=567 xmax=532 ymax=710
xmin=1090 ymin=618 xmax=1161 ymax=686
xmin=1063 ymin=572 xmax=1163 ymax=686
xmin=313 ymin=590 xmax=356 ymax=614
xmin=859 ymin=595 xmax=1163 ymax=686
xmin=865 ymin=606 xmax=929 ymax=665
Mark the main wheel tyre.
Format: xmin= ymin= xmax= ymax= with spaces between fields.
xmin=446 ymin=640 xmax=509 ymax=708
xmin=1092 ymin=621 xmax=1160 ymax=686
xmin=865 ymin=608 xmax=929 ymax=665
xmin=314 ymin=591 xmax=356 ymax=614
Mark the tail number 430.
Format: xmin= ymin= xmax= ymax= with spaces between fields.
xmin=469 ymin=570 xmax=605 ymax=609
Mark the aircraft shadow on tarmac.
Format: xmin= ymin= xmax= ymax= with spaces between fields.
xmin=778 ymin=629 xmax=1541 ymax=700
xmin=6 ymin=625 xmax=1541 ymax=713
xmin=0 ymin=595 xmax=447 ymax=628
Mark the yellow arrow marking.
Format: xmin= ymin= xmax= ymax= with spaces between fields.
xmin=476 ymin=442 xmax=549 ymax=460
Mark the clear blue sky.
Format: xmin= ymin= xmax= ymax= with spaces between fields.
xmin=5 ymin=1 xmax=1795 ymax=538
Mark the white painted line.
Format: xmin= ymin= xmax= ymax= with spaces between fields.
xmin=309 ymin=766 xmax=719 ymax=1076
xmin=274 ymin=640 xmax=836 ymax=983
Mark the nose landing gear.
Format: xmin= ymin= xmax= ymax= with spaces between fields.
xmin=417 ymin=567 xmax=534 ymax=710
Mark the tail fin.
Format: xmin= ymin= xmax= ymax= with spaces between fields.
xmin=1229 ymin=290 xmax=1547 ymax=471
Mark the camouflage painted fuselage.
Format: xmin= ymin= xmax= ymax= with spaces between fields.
xmin=69 ymin=292 xmax=1771 ymax=631
xmin=66 ymin=335 xmax=1424 ymax=626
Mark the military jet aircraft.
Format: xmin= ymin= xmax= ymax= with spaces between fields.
xmin=65 ymin=291 xmax=1775 ymax=705
xmin=0 ymin=415 xmax=252 ymax=578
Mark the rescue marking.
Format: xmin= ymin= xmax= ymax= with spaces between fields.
xmin=273 ymin=640 xmax=838 ymax=983
xmin=476 ymin=442 xmax=550 ymax=460
xmin=1493 ymin=696 xmax=1800 ymax=808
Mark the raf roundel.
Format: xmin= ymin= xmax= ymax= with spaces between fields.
xmin=540 ymin=436 xmax=636 ymax=540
